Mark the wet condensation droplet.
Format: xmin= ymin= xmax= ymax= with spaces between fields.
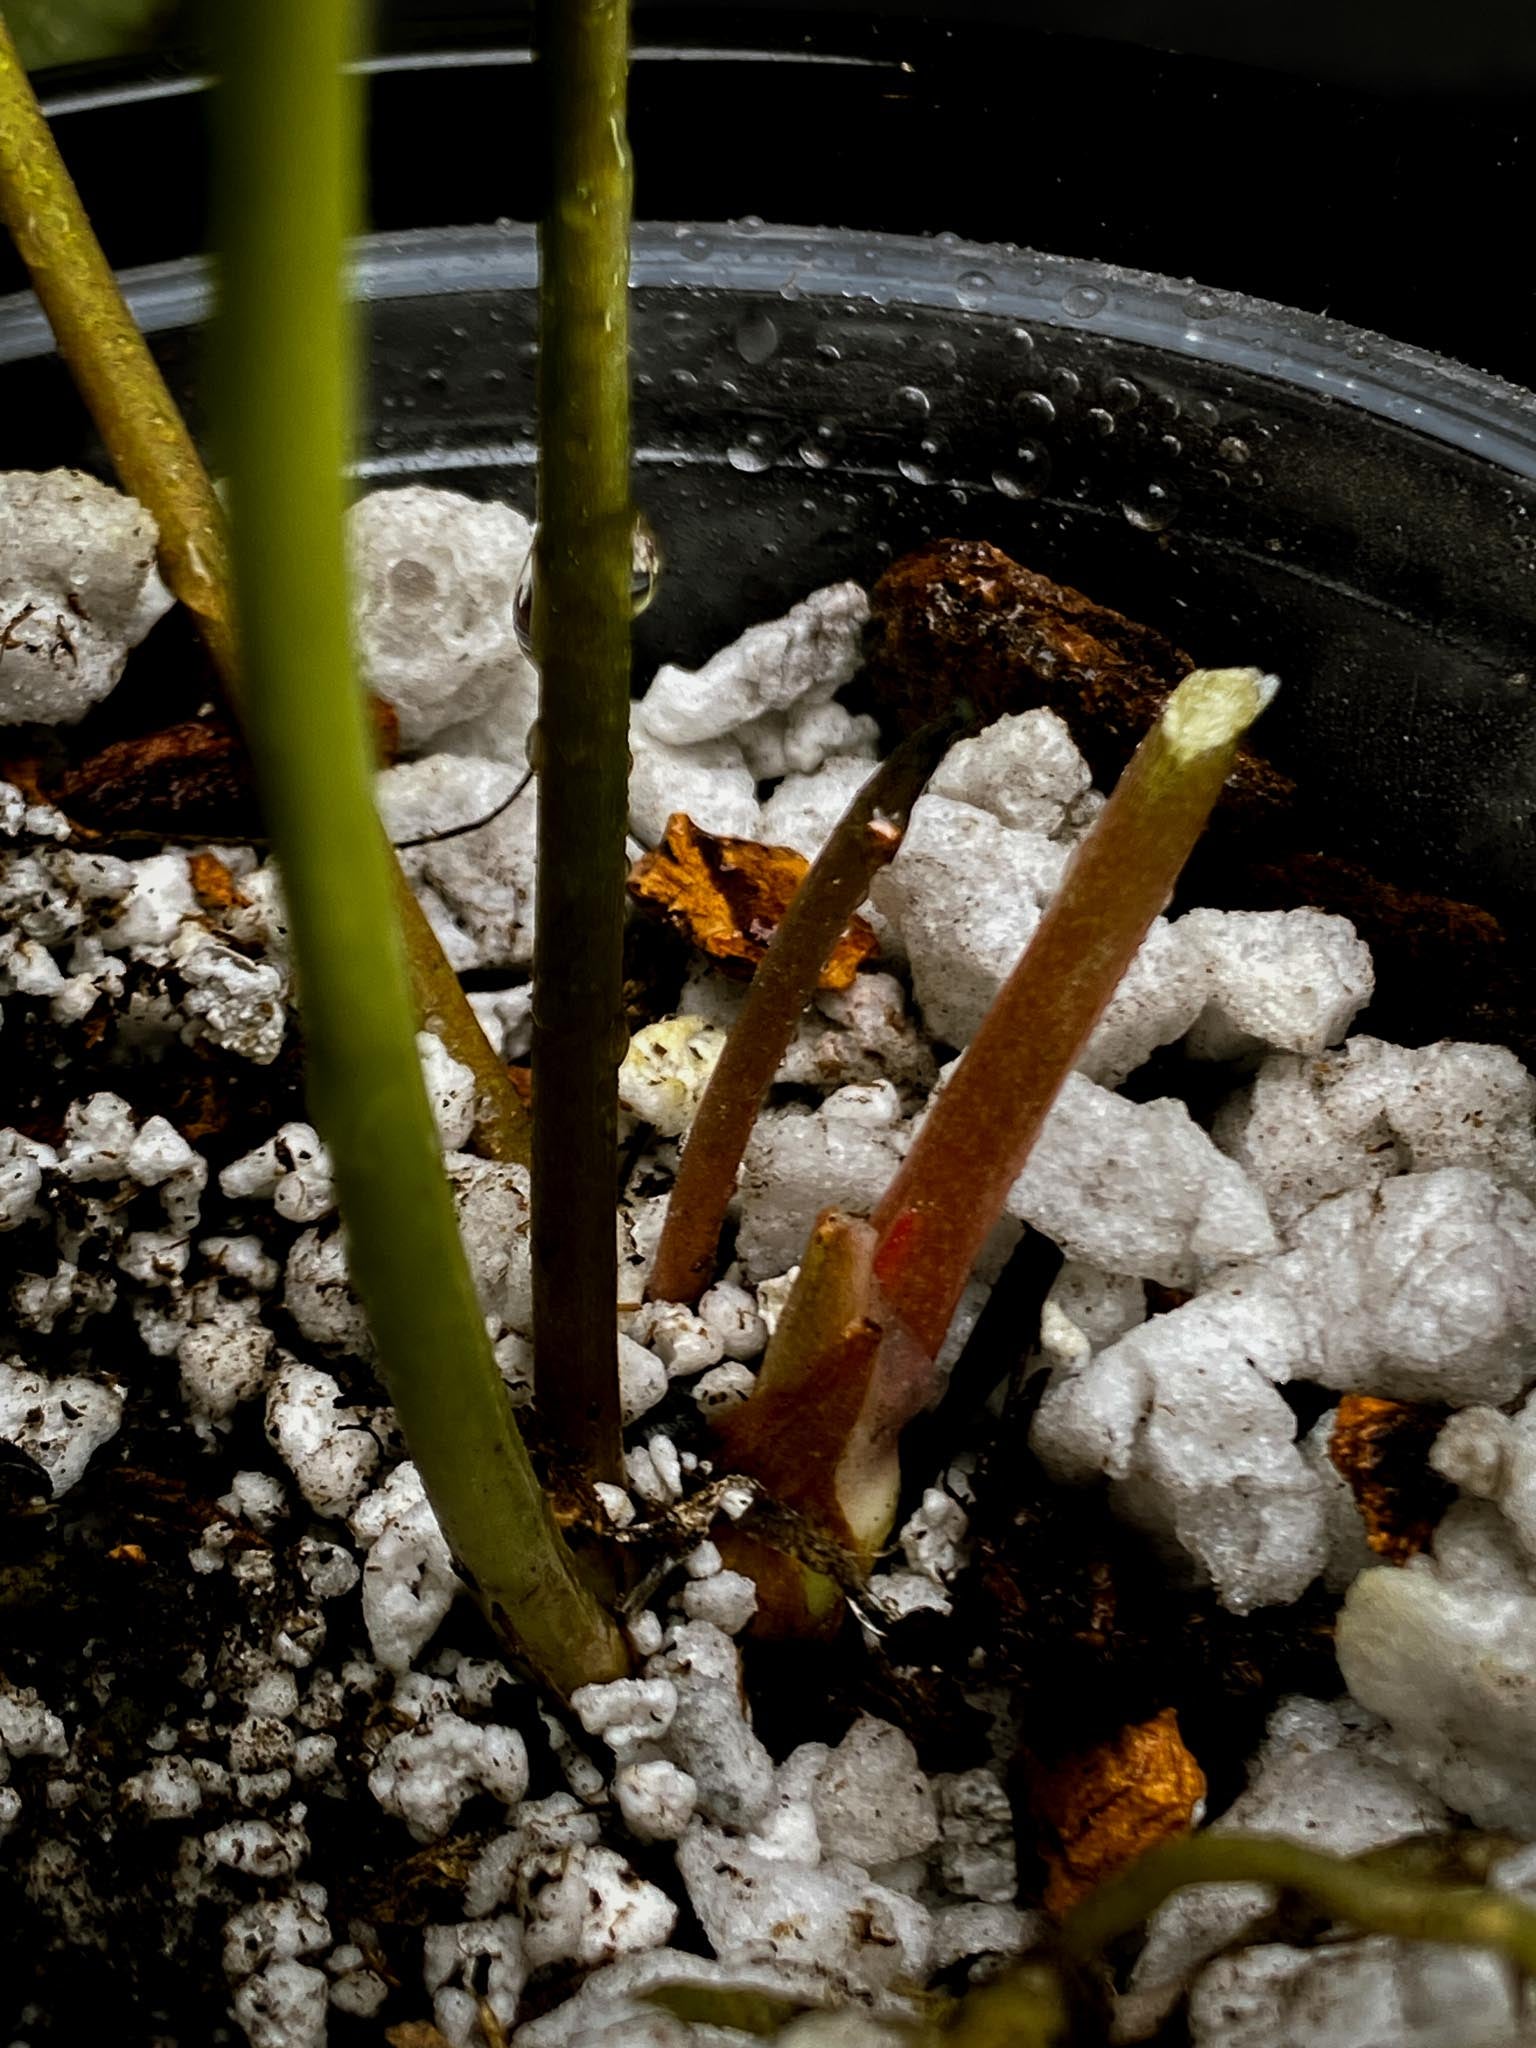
xmin=1184 ymin=287 xmax=1227 ymax=321
xmin=514 ymin=512 xmax=663 ymax=656
xmin=894 ymin=384 xmax=932 ymax=419
xmin=515 ymin=551 xmax=535 ymax=655
xmin=992 ymin=440 xmax=1051 ymax=499
xmin=1121 ymin=482 xmax=1181 ymax=532
xmin=734 ymin=311 xmax=780 ymax=365
xmin=797 ymin=416 xmax=846 ymax=470
xmin=1218 ymin=435 xmax=1250 ymax=466
xmin=1009 ymin=325 xmax=1038 ymax=353
xmin=897 ymin=457 xmax=936 ymax=486
xmin=932 ymin=338 xmax=959 ymax=369
xmin=727 ymin=441 xmax=772 ymax=474
xmin=1013 ymin=389 xmax=1056 ymax=427
xmin=1062 ymin=283 xmax=1107 ymax=319
xmin=1047 ymin=366 xmax=1082 ymax=402
xmin=957 ymin=269 xmax=994 ymax=301
xmin=1086 ymin=407 xmax=1115 ymax=438
xmin=1188 ymin=398 xmax=1221 ymax=431
xmin=524 ymin=717 xmax=544 ymax=771
xmin=1159 ymin=433 xmax=1183 ymax=458
xmin=1105 ymin=375 xmax=1141 ymax=415
xmin=630 ymin=512 xmax=662 ymax=616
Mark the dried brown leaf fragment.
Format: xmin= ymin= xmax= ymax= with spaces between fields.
xmin=1031 ymin=1707 xmax=1206 ymax=1917
xmin=1328 ymin=1393 xmax=1454 ymax=1564
xmin=628 ymin=812 xmax=878 ymax=989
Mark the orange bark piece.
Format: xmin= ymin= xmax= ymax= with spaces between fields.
xmin=1328 ymin=1393 xmax=1453 ymax=1563
xmin=1034 ymin=1707 xmax=1207 ymax=1917
xmin=627 ymin=812 xmax=877 ymax=990
xmin=188 ymin=850 xmax=249 ymax=910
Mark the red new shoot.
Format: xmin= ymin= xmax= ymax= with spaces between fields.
xmin=717 ymin=666 xmax=1278 ymax=1632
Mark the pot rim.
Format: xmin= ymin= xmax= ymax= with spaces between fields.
xmin=3 ymin=219 xmax=1534 ymax=480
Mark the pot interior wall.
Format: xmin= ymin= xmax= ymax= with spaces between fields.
xmin=2 ymin=221 xmax=1533 ymax=926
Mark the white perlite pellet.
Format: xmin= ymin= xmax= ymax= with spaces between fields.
xmin=0 ymin=1357 xmax=122 ymax=1498
xmin=1338 ymin=1499 xmax=1536 ymax=1832
xmin=348 ymin=485 xmax=536 ymax=749
xmin=350 ymin=1462 xmax=461 ymax=1672
xmin=1216 ymin=1034 xmax=1536 ymax=1235
xmin=369 ymin=1713 xmax=528 ymax=1841
xmin=635 ymin=582 xmax=870 ymax=750
xmin=0 ymin=469 xmax=173 ymax=725
xmin=376 ymin=755 xmax=537 ymax=972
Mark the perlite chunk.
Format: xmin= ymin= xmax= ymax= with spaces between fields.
xmin=0 ymin=1357 xmax=122 ymax=1498
xmin=376 ymin=754 xmax=536 ymax=972
xmin=926 ymin=706 xmax=1093 ymax=835
xmin=1179 ymin=906 xmax=1374 ymax=1062
xmin=1004 ymin=1070 xmax=1278 ymax=1286
xmin=0 ymin=470 xmax=173 ymax=725
xmin=348 ymin=485 xmax=536 ymax=750
xmin=635 ymin=582 xmax=870 ymax=748
xmin=1216 ymin=1035 xmax=1536 ymax=1235
xmin=1339 ymin=1500 xmax=1536 ymax=1831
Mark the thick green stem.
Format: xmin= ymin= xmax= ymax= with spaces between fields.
xmin=648 ymin=716 xmax=960 ymax=1307
xmin=1063 ymin=1831 xmax=1536 ymax=1975
xmin=871 ymin=666 xmax=1276 ymax=1358
xmin=530 ymin=0 xmax=633 ymax=1484
xmin=213 ymin=0 xmax=624 ymax=1698
xmin=0 ymin=14 xmax=531 ymax=1168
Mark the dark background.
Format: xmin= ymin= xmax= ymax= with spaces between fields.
xmin=9 ymin=3 xmax=1536 ymax=387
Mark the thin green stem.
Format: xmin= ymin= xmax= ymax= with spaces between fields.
xmin=1062 ymin=1831 xmax=1536 ymax=1976
xmin=648 ymin=716 xmax=961 ymax=1306
xmin=530 ymin=0 xmax=633 ymax=1484
xmin=213 ymin=0 xmax=624 ymax=1699
xmin=0 ymin=10 xmax=237 ymax=681
xmin=0 ymin=15 xmax=531 ymax=1168
xmin=871 ymin=667 xmax=1276 ymax=1358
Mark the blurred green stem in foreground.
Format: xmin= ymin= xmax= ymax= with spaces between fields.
xmin=0 ymin=7 xmax=532 ymax=1167
xmin=211 ymin=0 xmax=626 ymax=1698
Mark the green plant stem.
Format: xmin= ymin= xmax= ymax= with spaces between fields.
xmin=530 ymin=0 xmax=633 ymax=1484
xmin=870 ymin=666 xmax=1276 ymax=1358
xmin=0 ymin=10 xmax=237 ymax=681
xmin=1062 ymin=1831 xmax=1536 ymax=1975
xmin=213 ymin=0 xmax=624 ymax=1700
xmin=648 ymin=716 xmax=960 ymax=1307
xmin=0 ymin=14 xmax=531 ymax=1169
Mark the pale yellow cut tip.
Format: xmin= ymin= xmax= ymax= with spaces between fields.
xmin=1161 ymin=665 xmax=1279 ymax=760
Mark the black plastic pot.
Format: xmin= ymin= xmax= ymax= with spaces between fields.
xmin=5 ymin=213 xmax=1534 ymax=930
